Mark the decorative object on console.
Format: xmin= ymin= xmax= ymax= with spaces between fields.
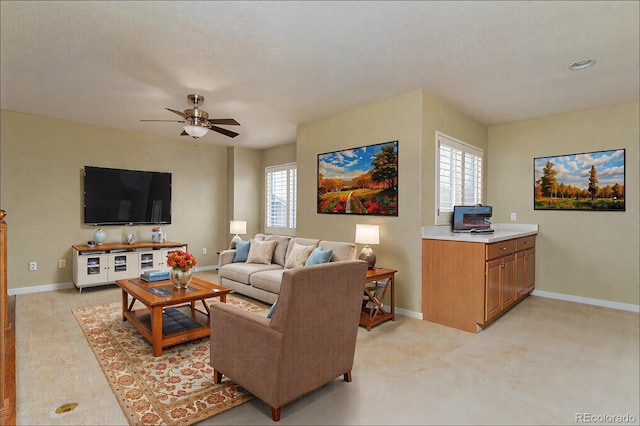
xmin=151 ymin=227 xmax=163 ymax=243
xmin=93 ymin=228 xmax=106 ymax=245
xmin=355 ymin=224 xmax=379 ymax=269
xmin=166 ymin=250 xmax=197 ymax=289
xmin=126 ymin=233 xmax=136 ymax=244
xmin=229 ymin=220 xmax=247 ymax=248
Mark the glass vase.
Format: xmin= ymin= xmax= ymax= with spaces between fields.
xmin=170 ymin=268 xmax=192 ymax=289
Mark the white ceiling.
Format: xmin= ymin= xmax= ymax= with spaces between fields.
xmin=1 ymin=1 xmax=638 ymax=149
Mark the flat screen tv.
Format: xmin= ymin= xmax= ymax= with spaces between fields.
xmin=84 ymin=166 xmax=172 ymax=225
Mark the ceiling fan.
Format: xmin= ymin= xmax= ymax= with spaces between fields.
xmin=141 ymin=94 xmax=240 ymax=139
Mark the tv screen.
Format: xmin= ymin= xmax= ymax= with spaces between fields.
xmin=84 ymin=166 xmax=172 ymax=225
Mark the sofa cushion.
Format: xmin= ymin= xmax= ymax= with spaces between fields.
xmin=284 ymin=242 xmax=315 ymax=269
xmin=318 ymin=240 xmax=357 ymax=262
xmin=233 ymin=240 xmax=251 ymax=262
xmin=247 ymin=239 xmax=278 ymax=264
xmin=264 ymin=235 xmax=292 ymax=266
xmin=250 ymin=269 xmax=285 ymax=294
xmin=305 ymin=247 xmax=334 ymax=265
xmin=219 ymin=262 xmax=282 ymax=285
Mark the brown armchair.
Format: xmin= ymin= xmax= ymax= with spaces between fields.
xmin=210 ymin=260 xmax=368 ymax=422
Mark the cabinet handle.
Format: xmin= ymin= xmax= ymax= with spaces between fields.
xmin=501 ymin=263 xmax=507 ymax=268
xmin=501 ymin=247 xmax=507 ymax=251
xmin=524 ymin=241 xmax=530 ymax=245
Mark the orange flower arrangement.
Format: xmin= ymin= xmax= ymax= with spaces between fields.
xmin=166 ymin=250 xmax=197 ymax=272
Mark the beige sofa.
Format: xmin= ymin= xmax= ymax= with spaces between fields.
xmin=210 ymin=260 xmax=369 ymax=421
xmin=218 ymin=233 xmax=357 ymax=304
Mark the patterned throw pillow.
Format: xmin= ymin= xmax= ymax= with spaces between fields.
xmin=284 ymin=242 xmax=315 ymax=269
xmin=246 ymin=239 xmax=278 ymax=264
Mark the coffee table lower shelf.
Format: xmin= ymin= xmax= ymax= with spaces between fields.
xmin=124 ymin=304 xmax=211 ymax=354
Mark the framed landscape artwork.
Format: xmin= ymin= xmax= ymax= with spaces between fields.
xmin=534 ymin=148 xmax=625 ymax=211
xmin=317 ymin=140 xmax=398 ymax=216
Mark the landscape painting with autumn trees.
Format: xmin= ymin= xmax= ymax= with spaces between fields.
xmin=534 ymin=149 xmax=625 ymax=211
xmin=317 ymin=141 xmax=398 ymax=216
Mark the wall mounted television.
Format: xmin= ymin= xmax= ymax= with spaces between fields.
xmin=83 ymin=166 xmax=172 ymax=226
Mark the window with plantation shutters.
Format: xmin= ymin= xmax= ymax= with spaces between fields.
xmin=265 ymin=163 xmax=297 ymax=235
xmin=435 ymin=132 xmax=483 ymax=225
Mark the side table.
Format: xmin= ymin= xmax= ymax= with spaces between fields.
xmin=360 ymin=267 xmax=397 ymax=331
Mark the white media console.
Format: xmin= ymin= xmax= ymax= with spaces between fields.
xmin=72 ymin=241 xmax=187 ymax=292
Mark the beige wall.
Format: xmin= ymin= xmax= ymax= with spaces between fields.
xmin=297 ymin=90 xmax=423 ymax=313
xmin=420 ymin=90 xmax=488 ymax=225
xmin=226 ymin=147 xmax=262 ymax=242
xmin=0 ymin=110 xmax=228 ymax=289
xmin=487 ymin=102 xmax=639 ymax=305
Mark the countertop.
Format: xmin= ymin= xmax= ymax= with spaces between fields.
xmin=421 ymin=223 xmax=538 ymax=243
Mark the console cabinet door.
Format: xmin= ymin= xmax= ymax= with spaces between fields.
xmin=107 ymin=252 xmax=139 ymax=281
xmin=75 ymin=253 xmax=108 ymax=285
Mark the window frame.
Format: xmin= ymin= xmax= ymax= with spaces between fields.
xmin=265 ymin=162 xmax=297 ymax=235
xmin=435 ymin=132 xmax=484 ymax=225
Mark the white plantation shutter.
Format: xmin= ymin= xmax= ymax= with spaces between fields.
xmin=435 ymin=133 xmax=483 ymax=225
xmin=266 ymin=163 xmax=296 ymax=234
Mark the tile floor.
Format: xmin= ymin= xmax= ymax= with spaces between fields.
xmin=14 ymin=271 xmax=640 ymax=425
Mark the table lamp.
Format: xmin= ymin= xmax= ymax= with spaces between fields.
xmin=355 ymin=224 xmax=379 ymax=269
xmin=229 ymin=220 xmax=247 ymax=249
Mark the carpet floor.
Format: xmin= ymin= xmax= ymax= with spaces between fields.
xmin=72 ymin=294 xmax=269 ymax=425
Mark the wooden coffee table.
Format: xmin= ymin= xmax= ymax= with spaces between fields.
xmin=115 ymin=276 xmax=230 ymax=356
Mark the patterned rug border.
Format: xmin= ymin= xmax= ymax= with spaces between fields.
xmin=72 ymin=294 xmax=269 ymax=425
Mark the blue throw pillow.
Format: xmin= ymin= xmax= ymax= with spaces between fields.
xmin=305 ymin=248 xmax=333 ymax=265
xmin=266 ymin=302 xmax=277 ymax=319
xmin=233 ymin=240 xmax=251 ymax=262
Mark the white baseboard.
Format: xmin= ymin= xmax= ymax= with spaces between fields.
xmin=383 ymin=304 xmax=423 ymax=320
xmin=532 ymin=290 xmax=640 ymax=313
xmin=195 ymin=265 xmax=218 ymax=272
xmin=8 ymin=265 xmax=220 ymax=296
xmin=9 ymin=281 xmax=75 ymax=296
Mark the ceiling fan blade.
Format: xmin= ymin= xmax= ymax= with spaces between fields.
xmin=165 ymin=108 xmax=188 ymax=119
xmin=207 ymin=118 xmax=240 ymax=126
xmin=140 ymin=119 xmax=186 ymax=123
xmin=208 ymin=125 xmax=239 ymax=138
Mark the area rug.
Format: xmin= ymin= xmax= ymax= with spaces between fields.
xmin=72 ymin=294 xmax=269 ymax=425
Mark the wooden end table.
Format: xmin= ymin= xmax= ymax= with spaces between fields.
xmin=115 ymin=276 xmax=230 ymax=356
xmin=360 ymin=267 xmax=397 ymax=331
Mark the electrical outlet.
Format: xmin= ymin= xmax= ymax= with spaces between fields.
xmin=510 ymin=212 xmax=517 ymax=221
xmin=202 ymin=248 xmax=208 ymax=255
xmin=29 ymin=261 xmax=37 ymax=271
xmin=58 ymin=259 xmax=66 ymax=268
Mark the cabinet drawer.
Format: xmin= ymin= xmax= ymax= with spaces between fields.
xmin=517 ymin=236 xmax=536 ymax=251
xmin=486 ymin=239 xmax=517 ymax=260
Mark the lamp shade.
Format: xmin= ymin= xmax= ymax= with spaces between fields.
xmin=355 ymin=224 xmax=379 ymax=245
xmin=183 ymin=125 xmax=209 ymax=138
xmin=229 ymin=220 xmax=247 ymax=235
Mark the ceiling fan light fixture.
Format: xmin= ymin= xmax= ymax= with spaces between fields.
xmin=569 ymin=58 xmax=596 ymax=70
xmin=183 ymin=124 xmax=209 ymax=138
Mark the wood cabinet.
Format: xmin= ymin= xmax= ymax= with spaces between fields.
xmin=422 ymin=234 xmax=536 ymax=333
xmin=72 ymin=242 xmax=186 ymax=291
